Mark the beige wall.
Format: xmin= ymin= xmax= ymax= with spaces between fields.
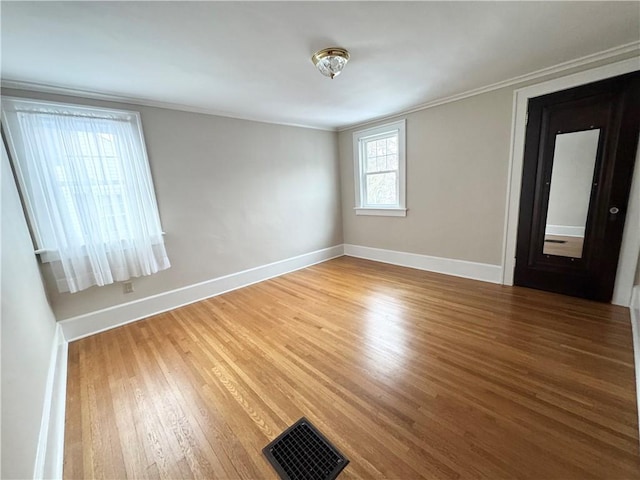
xmin=339 ymin=87 xmax=513 ymax=265
xmin=1 ymin=142 xmax=58 ymax=479
xmin=339 ymin=54 xmax=640 ymax=270
xmin=2 ymin=89 xmax=343 ymax=320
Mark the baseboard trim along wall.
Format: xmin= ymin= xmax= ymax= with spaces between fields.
xmin=60 ymin=245 xmax=345 ymax=342
xmin=34 ymin=323 xmax=68 ymax=480
xmin=343 ymin=244 xmax=503 ymax=284
xmin=630 ymin=285 xmax=640 ymax=443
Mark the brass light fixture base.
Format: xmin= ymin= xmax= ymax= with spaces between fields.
xmin=311 ymin=47 xmax=350 ymax=79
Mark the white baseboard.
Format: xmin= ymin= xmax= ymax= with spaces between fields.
xmin=34 ymin=324 xmax=68 ymax=480
xmin=630 ymin=285 xmax=640 ymax=443
xmin=343 ymin=244 xmax=502 ymax=284
xmin=545 ymin=225 xmax=586 ymax=237
xmin=60 ymin=245 xmax=345 ymax=342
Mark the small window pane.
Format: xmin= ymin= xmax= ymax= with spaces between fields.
xmin=387 ymin=154 xmax=398 ymax=170
xmin=365 ymin=140 xmax=380 ymax=173
xmin=366 ymin=153 xmax=377 ymax=172
xmin=366 ymin=172 xmax=397 ymax=205
xmin=366 ymin=140 xmax=376 ymax=157
xmin=387 ymin=137 xmax=397 ymax=154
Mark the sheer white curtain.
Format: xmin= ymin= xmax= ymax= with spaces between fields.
xmin=4 ymin=100 xmax=170 ymax=293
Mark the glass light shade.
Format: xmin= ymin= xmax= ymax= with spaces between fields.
xmin=312 ymin=48 xmax=350 ymax=79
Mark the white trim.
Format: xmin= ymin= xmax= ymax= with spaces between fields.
xmin=1 ymin=79 xmax=336 ymax=132
xmin=1 ymin=95 xmax=144 ymax=118
xmin=629 ymin=285 xmax=640 ymax=443
xmin=544 ymin=225 xmax=585 ymax=237
xmin=60 ymin=245 xmax=344 ymax=341
xmin=353 ymin=119 xmax=407 ymax=214
xmin=501 ymin=57 xmax=640 ymax=307
xmin=355 ymin=208 xmax=407 ymax=217
xmin=612 ymin=142 xmax=640 ymax=306
xmin=4 ymin=42 xmax=637 ymax=134
xmin=339 ymin=42 xmax=640 ymax=132
xmin=344 ymin=244 xmax=502 ymax=284
xmin=34 ymin=324 xmax=68 ymax=480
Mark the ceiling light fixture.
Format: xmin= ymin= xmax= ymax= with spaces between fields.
xmin=311 ymin=47 xmax=350 ymax=79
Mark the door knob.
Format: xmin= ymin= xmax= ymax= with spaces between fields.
xmin=609 ymin=207 xmax=619 ymax=214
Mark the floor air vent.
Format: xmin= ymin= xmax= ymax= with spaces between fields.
xmin=263 ymin=417 xmax=349 ymax=480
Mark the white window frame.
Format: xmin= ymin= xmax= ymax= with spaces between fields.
xmin=1 ymin=96 xmax=164 ymax=258
xmin=353 ymin=119 xmax=407 ymax=217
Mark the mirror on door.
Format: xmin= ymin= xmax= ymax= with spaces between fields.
xmin=543 ymin=129 xmax=600 ymax=258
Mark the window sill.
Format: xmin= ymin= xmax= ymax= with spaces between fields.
xmin=355 ymin=208 xmax=407 ymax=217
xmin=34 ymin=232 xmax=167 ymax=258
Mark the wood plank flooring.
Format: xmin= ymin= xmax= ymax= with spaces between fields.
xmin=543 ymin=234 xmax=585 ymax=258
xmin=64 ymin=256 xmax=639 ymax=479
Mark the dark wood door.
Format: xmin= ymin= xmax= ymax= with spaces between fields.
xmin=514 ymin=72 xmax=640 ymax=302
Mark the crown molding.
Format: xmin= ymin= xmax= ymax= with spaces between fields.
xmin=2 ymin=41 xmax=638 ymax=133
xmin=337 ymin=41 xmax=640 ymax=132
xmin=0 ymin=79 xmax=337 ymax=132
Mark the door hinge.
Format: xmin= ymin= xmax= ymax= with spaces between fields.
xmin=525 ymin=112 xmax=529 ymax=126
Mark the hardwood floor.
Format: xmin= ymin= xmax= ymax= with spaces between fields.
xmin=64 ymin=256 xmax=639 ymax=479
xmin=543 ymin=234 xmax=585 ymax=258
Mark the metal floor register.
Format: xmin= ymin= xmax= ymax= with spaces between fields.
xmin=263 ymin=417 xmax=349 ymax=480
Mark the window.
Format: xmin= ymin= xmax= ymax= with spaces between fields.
xmin=353 ymin=119 xmax=406 ymax=216
xmin=2 ymin=97 xmax=170 ymax=293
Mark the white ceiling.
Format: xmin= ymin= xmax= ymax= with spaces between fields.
xmin=1 ymin=2 xmax=639 ymax=130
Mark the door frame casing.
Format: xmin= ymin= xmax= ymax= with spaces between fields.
xmin=501 ymin=57 xmax=640 ymax=306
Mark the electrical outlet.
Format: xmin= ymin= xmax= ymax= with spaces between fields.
xmin=123 ymin=281 xmax=134 ymax=294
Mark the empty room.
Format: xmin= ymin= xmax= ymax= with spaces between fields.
xmin=2 ymin=1 xmax=640 ymax=479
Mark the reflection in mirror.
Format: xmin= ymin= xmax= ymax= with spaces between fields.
xmin=543 ymin=129 xmax=600 ymax=258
